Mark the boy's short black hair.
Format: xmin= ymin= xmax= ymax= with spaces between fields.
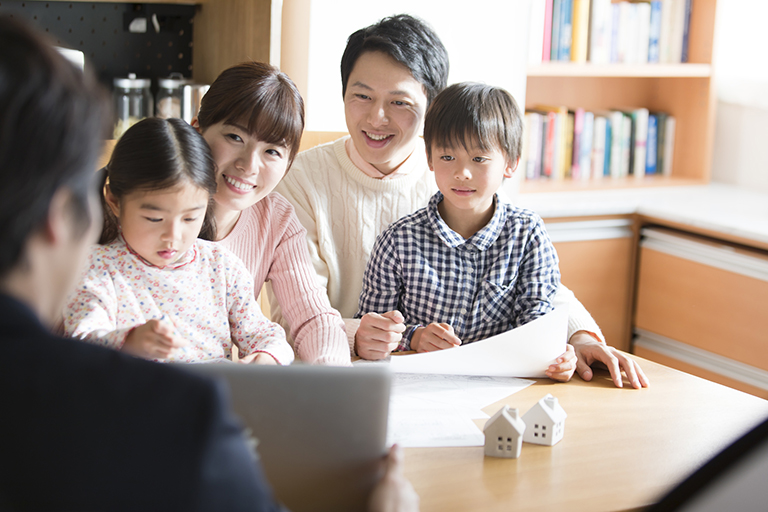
xmin=423 ymin=82 xmax=523 ymax=165
xmin=0 ymin=16 xmax=109 ymax=278
xmin=340 ymin=14 xmax=449 ymax=105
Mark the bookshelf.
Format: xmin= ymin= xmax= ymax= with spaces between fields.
xmin=521 ymin=0 xmax=718 ymax=192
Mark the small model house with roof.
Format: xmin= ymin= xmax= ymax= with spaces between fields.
xmin=483 ymin=405 xmax=525 ymax=458
xmin=522 ymin=394 xmax=567 ymax=446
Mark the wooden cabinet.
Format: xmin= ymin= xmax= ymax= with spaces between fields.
xmin=544 ymin=215 xmax=637 ymax=351
xmin=522 ymin=0 xmax=718 ymax=192
xmin=633 ymin=226 xmax=768 ymax=398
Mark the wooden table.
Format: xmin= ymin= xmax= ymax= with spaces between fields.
xmin=403 ymin=355 xmax=768 ymax=512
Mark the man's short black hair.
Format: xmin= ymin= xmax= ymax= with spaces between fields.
xmin=0 ymin=16 xmax=109 ymax=278
xmin=340 ymin=14 xmax=449 ymax=106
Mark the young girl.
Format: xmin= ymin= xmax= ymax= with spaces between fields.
xmin=63 ymin=117 xmax=294 ymax=365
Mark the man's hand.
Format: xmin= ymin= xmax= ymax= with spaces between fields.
xmin=570 ymin=331 xmax=650 ymax=389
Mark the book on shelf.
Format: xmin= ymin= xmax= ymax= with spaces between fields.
xmin=648 ymin=0 xmax=662 ymax=63
xmin=530 ymin=0 xmax=693 ymax=66
xmin=570 ymin=0 xmax=590 ymax=63
xmin=588 ymin=0 xmax=612 ymax=64
xmin=529 ymin=0 xmax=549 ymax=65
xmin=662 ymin=116 xmax=676 ymax=176
xmin=680 ymin=0 xmax=693 ymax=63
xmin=551 ymin=0 xmax=562 ymax=61
xmin=558 ymin=0 xmax=574 ymax=61
xmin=564 ymin=112 xmax=575 ymax=179
xmin=646 ymin=114 xmax=658 ymax=175
xmin=523 ymin=104 xmax=676 ymax=183
xmin=635 ymin=1 xmax=652 ymax=64
xmin=630 ymin=107 xmax=649 ymax=178
xmin=591 ymin=115 xmax=608 ymax=179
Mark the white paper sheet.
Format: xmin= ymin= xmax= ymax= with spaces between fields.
xmin=387 ymin=305 xmax=569 ymax=378
xmin=386 ymin=373 xmax=534 ymax=447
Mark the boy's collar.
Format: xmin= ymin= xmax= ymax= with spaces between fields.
xmin=427 ymin=192 xmax=507 ymax=251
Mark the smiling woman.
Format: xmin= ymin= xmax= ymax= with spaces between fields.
xmin=192 ymin=61 xmax=352 ymax=366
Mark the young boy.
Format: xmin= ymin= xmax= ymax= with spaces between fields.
xmin=355 ymin=82 xmax=576 ymax=380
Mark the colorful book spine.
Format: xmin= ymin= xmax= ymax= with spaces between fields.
xmin=662 ymin=116 xmax=676 ymax=176
xmin=543 ymin=111 xmax=557 ymax=178
xmin=570 ymin=0 xmax=590 ymax=63
xmin=589 ymin=0 xmax=613 ymax=64
xmin=656 ymin=112 xmax=668 ymax=175
xmin=571 ymin=109 xmax=584 ymax=179
xmin=646 ymin=114 xmax=658 ymax=175
xmin=591 ymin=115 xmax=607 ymax=179
xmin=659 ymin=0 xmax=675 ymax=63
xmin=610 ymin=3 xmax=621 ymax=62
xmin=620 ymin=114 xmax=632 ymax=178
xmin=681 ymin=0 xmax=693 ymax=62
xmin=669 ymin=0 xmax=687 ymax=63
xmin=524 ymin=112 xmax=544 ymax=180
xmin=636 ymin=2 xmax=652 ymax=64
xmin=542 ymin=0 xmax=554 ymax=62
xmin=564 ymin=112 xmax=575 ymax=179
xmin=617 ymin=2 xmax=632 ymax=63
xmin=603 ymin=120 xmax=612 ymax=177
xmin=558 ymin=0 xmax=574 ymax=61
xmin=609 ymin=110 xmax=624 ymax=177
xmin=631 ymin=108 xmax=649 ymax=179
xmin=551 ymin=0 xmax=563 ymax=61
xmin=648 ymin=1 xmax=662 ymax=63
xmin=580 ymin=111 xmax=594 ymax=181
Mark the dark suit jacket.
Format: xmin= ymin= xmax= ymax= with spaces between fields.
xmin=0 ymin=293 xmax=285 ymax=511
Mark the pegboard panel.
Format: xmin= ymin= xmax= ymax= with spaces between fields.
xmin=0 ymin=1 xmax=195 ymax=91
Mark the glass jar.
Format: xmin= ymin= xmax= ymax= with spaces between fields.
xmin=113 ymin=73 xmax=153 ymax=138
xmin=156 ymin=73 xmax=191 ymax=120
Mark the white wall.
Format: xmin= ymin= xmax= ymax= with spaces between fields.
xmin=711 ymin=0 xmax=768 ymax=192
xmin=303 ymin=0 xmax=532 ymax=133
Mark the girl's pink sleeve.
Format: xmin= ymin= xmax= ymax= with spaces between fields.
xmin=62 ymin=251 xmax=134 ymax=349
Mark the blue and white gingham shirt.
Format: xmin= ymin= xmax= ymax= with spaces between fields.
xmin=356 ymin=191 xmax=560 ymax=348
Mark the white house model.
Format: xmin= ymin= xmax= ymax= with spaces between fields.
xmin=483 ymin=405 xmax=526 ymax=458
xmin=522 ymin=394 xmax=567 ymax=446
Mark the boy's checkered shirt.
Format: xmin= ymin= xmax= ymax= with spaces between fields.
xmin=356 ymin=191 xmax=560 ymax=348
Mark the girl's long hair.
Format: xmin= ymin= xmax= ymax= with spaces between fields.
xmin=100 ymin=117 xmax=217 ymax=244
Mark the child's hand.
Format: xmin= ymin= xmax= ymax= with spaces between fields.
xmin=239 ymin=352 xmax=279 ymax=365
xmin=122 ymin=318 xmax=187 ymax=360
xmin=411 ymin=323 xmax=461 ymax=352
xmin=545 ymin=344 xmax=577 ymax=382
xmin=355 ymin=311 xmax=406 ymax=360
